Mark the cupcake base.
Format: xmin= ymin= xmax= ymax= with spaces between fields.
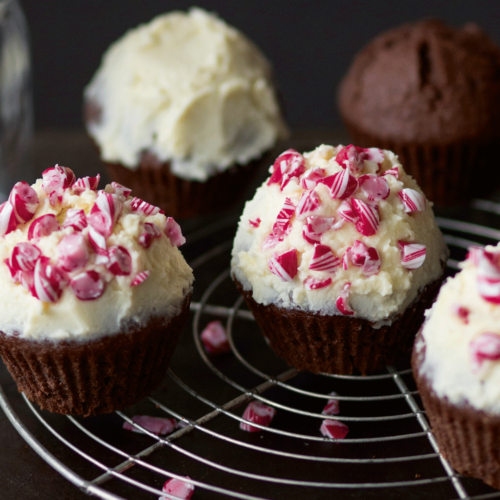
xmin=235 ymin=273 xmax=444 ymax=375
xmin=412 ymin=337 xmax=500 ymax=489
xmin=0 ymin=295 xmax=191 ymax=417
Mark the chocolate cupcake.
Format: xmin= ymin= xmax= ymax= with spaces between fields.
xmin=338 ymin=19 xmax=500 ymax=206
xmin=0 ymin=166 xmax=194 ymax=416
xmin=413 ymin=244 xmax=500 ymax=489
xmin=232 ymin=144 xmax=448 ymax=375
xmin=84 ymin=8 xmax=288 ymax=219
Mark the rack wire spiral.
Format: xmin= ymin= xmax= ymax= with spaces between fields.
xmin=2 ymin=201 xmax=500 ymax=500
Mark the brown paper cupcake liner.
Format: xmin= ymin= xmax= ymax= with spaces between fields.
xmin=343 ymin=118 xmax=497 ymax=206
xmin=0 ymin=295 xmax=191 ymax=417
xmin=412 ymin=335 xmax=500 ymax=489
xmin=235 ymin=272 xmax=444 ymax=375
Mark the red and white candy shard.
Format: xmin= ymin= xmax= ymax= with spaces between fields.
xmin=62 ymin=208 xmax=87 ymax=232
xmin=41 ymin=165 xmax=76 ymax=204
xmin=131 ymin=270 xmax=150 ymax=287
xmin=296 ymin=190 xmax=320 ymax=219
xmin=107 ymin=246 xmax=132 ymax=276
xmin=249 ymin=217 xmax=261 ymax=228
xmin=347 ymin=240 xmax=381 ymax=276
xmin=165 ymin=217 xmax=186 ymax=247
xmin=318 ymin=170 xmax=358 ymax=200
xmin=303 ymin=215 xmax=335 ymax=245
xmin=301 ymin=167 xmax=325 ymax=189
xmin=398 ymin=188 xmax=426 ymax=213
xmin=470 ymin=332 xmax=500 ymax=372
xmin=358 ymin=174 xmax=390 ymax=202
xmin=336 ymin=283 xmax=354 ymax=316
xmin=337 ymin=200 xmax=359 ymax=224
xmin=123 ymin=415 xmax=177 ymax=435
xmin=90 ymin=191 xmax=123 ymax=236
xmin=467 ymin=246 xmax=484 ymax=266
xmin=268 ymin=149 xmax=306 ymax=190
xmin=273 ymin=197 xmax=296 ymax=234
xmin=399 ymin=241 xmax=426 ymax=270
xmin=269 ymin=249 xmax=298 ymax=281
xmin=139 ymin=222 xmax=161 ymax=249
xmin=201 ymin=320 xmax=230 ymax=354
xmin=320 ymin=419 xmax=349 ymax=440
xmin=262 ymin=232 xmax=283 ymax=251
xmin=383 ymin=167 xmax=399 ymax=179
xmin=477 ymin=249 xmax=500 ymax=303
xmin=129 ymin=197 xmax=162 ymax=216
xmin=28 ymin=214 xmax=60 ymax=240
xmin=110 ymin=181 xmax=131 ymax=198
xmin=9 ymin=181 xmax=39 ymax=224
xmin=70 ymin=270 xmax=105 ymax=300
xmin=302 ymin=223 xmax=321 ymax=245
xmin=335 ymin=145 xmax=364 ymax=174
xmin=309 ymin=244 xmax=340 ymax=272
xmin=0 ymin=201 xmax=16 ymax=236
xmin=33 ymin=257 xmax=66 ymax=303
xmin=322 ymin=392 xmax=340 ymax=415
xmin=57 ymin=234 xmax=89 ymax=272
xmin=477 ymin=276 xmax=500 ymax=304
xmin=9 ymin=243 xmax=41 ymax=272
xmin=161 ymin=477 xmax=195 ymax=500
xmin=350 ymin=199 xmax=380 ymax=237
xmin=304 ymin=276 xmax=332 ymax=290
xmin=72 ymin=174 xmax=100 ymax=194
xmin=88 ymin=226 xmax=108 ymax=256
xmin=240 ymin=401 xmax=277 ymax=432
xmin=452 ymin=304 xmax=470 ymax=324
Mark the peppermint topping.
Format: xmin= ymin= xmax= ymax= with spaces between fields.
xmin=90 ymin=191 xmax=123 ymax=237
xmin=337 ymin=199 xmax=359 ymax=224
xmin=138 ymin=222 xmax=161 ymax=249
xmin=336 ymin=283 xmax=354 ymax=315
xmin=359 ymin=174 xmax=390 ymax=202
xmin=344 ymin=240 xmax=381 ymax=276
xmin=304 ymin=276 xmax=332 ymax=290
xmin=110 ymin=181 xmax=131 ymax=198
xmin=477 ymin=248 xmax=500 ymax=303
xmin=63 ymin=209 xmax=87 ymax=232
xmin=318 ymin=170 xmax=358 ymax=200
xmin=452 ymin=305 xmax=470 ymax=324
xmin=470 ymin=333 xmax=500 ymax=372
xmin=398 ymin=241 xmax=426 ymax=270
xmin=350 ymin=199 xmax=380 ymax=236
xmin=88 ymin=226 xmax=108 ymax=256
xmin=201 ymin=320 xmax=230 ymax=354
xmin=131 ymin=271 xmax=150 ymax=287
xmin=33 ymin=257 xmax=66 ymax=303
xmin=383 ymin=167 xmax=399 ymax=179
xmin=0 ymin=201 xmax=16 ymax=236
xmin=273 ymin=197 xmax=296 ymax=233
xmin=262 ymin=232 xmax=283 ymax=251
xmin=10 ymin=243 xmax=41 ymax=272
xmin=9 ymin=182 xmax=39 ymax=224
xmin=301 ymin=167 xmax=326 ymax=189
xmin=398 ymin=188 xmax=426 ymax=213
xmin=28 ymin=214 xmax=60 ymax=240
xmin=161 ymin=478 xmax=195 ymax=500
xmin=296 ymin=190 xmax=320 ymax=219
xmin=57 ymin=234 xmax=89 ymax=272
xmin=269 ymin=248 xmax=298 ymax=281
xmin=106 ymin=246 xmax=132 ymax=276
xmin=249 ymin=218 xmax=261 ymax=228
xmin=165 ymin=217 xmax=186 ymax=247
xmin=309 ymin=244 xmax=340 ymax=272
xmin=322 ymin=392 xmax=340 ymax=415
xmin=240 ymin=401 xmax=277 ymax=432
xmin=70 ymin=270 xmax=105 ymax=300
xmin=467 ymin=246 xmax=484 ymax=266
xmin=320 ymin=419 xmax=349 ymax=440
xmin=335 ymin=145 xmax=364 ymax=174
xmin=268 ymin=149 xmax=305 ymax=190
xmin=72 ymin=174 xmax=100 ymax=194
xmin=41 ymin=165 xmax=75 ymax=205
xmin=302 ymin=216 xmax=335 ymax=245
xmin=129 ymin=197 xmax=162 ymax=216
xmin=123 ymin=415 xmax=177 ymax=436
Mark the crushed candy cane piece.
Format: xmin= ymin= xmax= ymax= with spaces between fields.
xmin=452 ymin=305 xmax=470 ymax=324
xmin=0 ymin=201 xmax=16 ymax=236
xmin=273 ymin=197 xmax=296 ymax=234
xmin=336 ymin=283 xmax=354 ymax=316
xmin=130 ymin=197 xmax=162 ymax=216
xmin=88 ymin=226 xmax=108 ymax=256
xmin=383 ymin=167 xmax=399 ymax=179
xmin=470 ymin=333 xmax=500 ymax=372
xmin=58 ymin=234 xmax=89 ymax=272
xmin=28 ymin=214 xmax=60 ymax=240
xmin=304 ymin=276 xmax=332 ymax=290
xmin=398 ymin=188 xmax=426 ymax=213
xmin=131 ymin=270 xmax=150 ymax=287
xmin=249 ymin=218 xmax=261 ymax=228
xmin=302 ymin=223 xmax=321 ymax=245
xmin=262 ymin=232 xmax=283 ymax=251
xmin=318 ymin=170 xmax=358 ymax=200
xmin=268 ymin=149 xmax=305 ymax=190
xmin=301 ymin=167 xmax=326 ymax=189
xmin=399 ymin=241 xmax=426 ymax=270
xmin=165 ymin=217 xmax=186 ymax=247
xmin=269 ymin=249 xmax=298 ymax=281
xmin=296 ymin=190 xmax=320 ymax=219
xmin=90 ymin=191 xmax=123 ymax=236
xmin=302 ymin=215 xmax=335 ymax=244
xmin=309 ymin=244 xmax=340 ymax=272
xmin=335 ymin=145 xmax=364 ymax=174
xmin=72 ymin=174 xmax=100 ymax=194
xmin=345 ymin=240 xmax=381 ymax=277
xmin=320 ymin=419 xmax=349 ymax=439
xmin=33 ymin=257 xmax=66 ymax=303
xmin=161 ymin=477 xmax=195 ymax=500
xmin=139 ymin=222 xmax=161 ymax=249
xmin=337 ymin=199 xmax=359 ymax=224
xmin=351 ymin=199 xmax=379 ymax=236
xmin=70 ymin=270 xmax=105 ymax=300
xmin=240 ymin=401 xmax=277 ymax=432
xmin=467 ymin=246 xmax=484 ymax=266
xmin=358 ymin=174 xmax=390 ymax=202
xmin=9 ymin=242 xmax=41 ymax=272
xmin=9 ymin=181 xmax=39 ymax=224
xmin=41 ymin=165 xmax=76 ymax=204
xmin=201 ymin=320 xmax=230 ymax=354
xmin=110 ymin=181 xmax=131 ymax=198
xmin=478 ymin=249 xmax=500 ymax=280
xmin=63 ymin=208 xmax=87 ymax=231
xmin=322 ymin=392 xmax=340 ymax=415
xmin=107 ymin=246 xmax=132 ymax=276
xmin=123 ymin=415 xmax=177 ymax=435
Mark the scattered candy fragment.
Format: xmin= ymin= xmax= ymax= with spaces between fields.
xmin=70 ymin=270 xmax=105 ymax=300
xmin=320 ymin=419 xmax=349 ymax=439
xmin=322 ymin=392 xmax=340 ymax=415
xmin=467 ymin=246 xmax=484 ymax=266
xmin=58 ymin=234 xmax=89 ymax=272
xmin=0 ymin=201 xmax=16 ymax=236
xmin=301 ymin=167 xmax=325 ymax=189
xmin=131 ymin=271 xmax=150 ymax=287
xmin=201 ymin=320 xmax=230 ymax=354
xmin=123 ymin=415 xmax=177 ymax=435
xmin=318 ymin=170 xmax=358 ymax=200
xmin=9 ymin=181 xmax=39 ymax=224
xmin=139 ymin=222 xmax=162 ymax=249
xmin=240 ymin=401 xmax=277 ymax=432
xmin=296 ymin=190 xmax=320 ymax=219
xmin=107 ymin=246 xmax=132 ymax=276
xmin=470 ymin=332 xmax=500 ymax=372
xmin=337 ymin=199 xmax=358 ymax=224
xmin=110 ymin=181 xmax=131 ymax=198
xmin=88 ymin=226 xmax=108 ymax=256
xmin=304 ymin=276 xmax=332 ymax=290
xmin=344 ymin=241 xmax=381 ymax=276
xmin=335 ymin=145 xmax=364 ymax=174
xmin=398 ymin=241 xmax=426 ymax=270
xmin=452 ymin=305 xmax=470 ymax=324
xmin=28 ymin=214 xmax=60 ymax=240
xmin=249 ymin=218 xmax=261 ymax=228
xmin=350 ymin=199 xmax=379 ymax=236
xmin=269 ymin=249 xmax=298 ymax=281
xmin=72 ymin=174 xmax=100 ymax=194
xmin=41 ymin=165 xmax=75 ymax=205
xmin=303 ymin=215 xmax=335 ymax=244
xmin=165 ymin=218 xmax=186 ymax=247
xmin=398 ymin=188 xmax=426 ymax=213
xmin=273 ymin=197 xmax=296 ymax=234
xmin=261 ymin=232 xmax=283 ymax=251
xmin=268 ymin=149 xmax=305 ymax=190
xmin=130 ymin=197 xmax=162 ymax=216
xmin=382 ymin=166 xmax=399 ymax=179
xmin=9 ymin=243 xmax=41 ymax=273
xmin=309 ymin=244 xmax=340 ymax=272
xmin=160 ymin=477 xmax=195 ymax=500
xmin=358 ymin=174 xmax=390 ymax=202
xmin=33 ymin=257 xmax=66 ymax=303
xmin=63 ymin=209 xmax=88 ymax=231
xmin=336 ymin=283 xmax=354 ymax=316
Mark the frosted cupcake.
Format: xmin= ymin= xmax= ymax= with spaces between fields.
xmin=84 ymin=8 xmax=288 ymax=218
xmin=0 ymin=166 xmax=194 ymax=416
xmin=232 ymin=145 xmax=448 ymax=374
xmin=413 ymin=244 xmax=500 ymax=488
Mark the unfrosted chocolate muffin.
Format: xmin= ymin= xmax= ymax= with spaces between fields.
xmin=339 ymin=19 xmax=500 ymax=205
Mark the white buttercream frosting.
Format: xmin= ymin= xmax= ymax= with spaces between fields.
xmin=417 ymin=246 xmax=500 ymax=413
xmin=84 ymin=8 xmax=287 ymax=181
xmin=0 ymin=179 xmax=194 ymax=342
xmin=231 ymin=145 xmax=447 ymax=322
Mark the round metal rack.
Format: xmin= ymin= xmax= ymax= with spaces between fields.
xmin=2 ymin=204 xmax=500 ymax=500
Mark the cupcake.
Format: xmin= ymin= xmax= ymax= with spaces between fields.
xmin=0 ymin=166 xmax=194 ymax=416
xmin=413 ymin=244 xmax=500 ymax=489
xmin=338 ymin=19 xmax=500 ymax=206
xmin=231 ymin=144 xmax=448 ymax=375
xmin=84 ymin=8 xmax=288 ymax=219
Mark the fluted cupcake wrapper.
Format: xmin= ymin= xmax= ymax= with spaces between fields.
xmin=0 ymin=295 xmax=191 ymax=417
xmin=343 ymin=119 xmax=498 ymax=206
xmin=413 ymin=337 xmax=500 ymax=489
xmin=235 ymin=275 xmax=443 ymax=375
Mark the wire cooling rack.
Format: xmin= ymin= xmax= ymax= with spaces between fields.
xmin=2 ymin=203 xmax=500 ymax=500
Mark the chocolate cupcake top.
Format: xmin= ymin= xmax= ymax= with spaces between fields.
xmin=231 ymin=145 xmax=447 ymax=322
xmin=417 ymin=245 xmax=500 ymax=412
xmin=338 ymin=19 xmax=500 ymax=143
xmin=84 ymin=8 xmax=288 ymax=181
xmin=0 ymin=166 xmax=194 ymax=341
